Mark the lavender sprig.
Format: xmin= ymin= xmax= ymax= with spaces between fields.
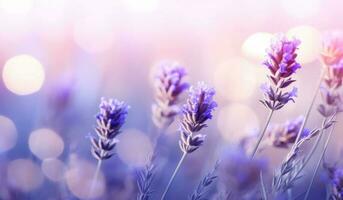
xmin=260 ymin=35 xmax=301 ymax=111
xmin=88 ymin=98 xmax=129 ymax=198
xmin=152 ymin=63 xmax=189 ymax=129
xmin=179 ymin=82 xmax=217 ymax=153
xmin=91 ymin=98 xmax=129 ymax=160
xmin=190 ymin=162 xmax=219 ymax=200
xmin=161 ymin=82 xmax=217 ymax=200
xmin=138 ymin=63 xmax=188 ymax=199
xmin=251 ymin=35 xmax=302 ymax=158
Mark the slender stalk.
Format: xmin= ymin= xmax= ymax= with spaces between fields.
xmin=292 ymin=70 xmax=325 ymax=146
xmin=251 ymin=109 xmax=274 ymax=159
xmin=89 ymin=159 xmax=102 ymax=198
xmin=304 ymin=124 xmax=335 ymax=200
xmin=260 ymin=171 xmax=268 ymax=200
xmin=161 ymin=152 xmax=187 ymax=200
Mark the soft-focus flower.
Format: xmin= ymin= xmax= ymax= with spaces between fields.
xmin=179 ymin=82 xmax=217 ymax=153
xmin=91 ymin=97 xmax=129 ymax=160
xmin=318 ymin=35 xmax=343 ymax=118
xmin=152 ymin=63 xmax=189 ymax=129
xmin=260 ymin=34 xmax=302 ymax=110
xmin=324 ymin=164 xmax=343 ymax=199
xmin=218 ymin=149 xmax=267 ymax=195
xmin=324 ymin=59 xmax=343 ymax=89
xmin=267 ymin=116 xmax=309 ymax=148
xmin=321 ymin=31 xmax=343 ymax=66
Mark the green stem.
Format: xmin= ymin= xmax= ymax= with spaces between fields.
xmin=304 ymin=124 xmax=335 ymax=200
xmin=161 ymin=152 xmax=187 ymax=200
xmin=251 ymin=109 xmax=274 ymax=159
xmin=260 ymin=171 xmax=268 ymax=200
xmin=292 ymin=70 xmax=324 ymax=147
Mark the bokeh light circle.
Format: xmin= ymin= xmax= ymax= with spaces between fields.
xmin=242 ymin=32 xmax=274 ymax=62
xmin=29 ymin=128 xmax=64 ymax=160
xmin=117 ymin=129 xmax=153 ymax=167
xmin=2 ymin=55 xmax=45 ymax=95
xmin=65 ymin=158 xmax=105 ymax=199
xmin=213 ymin=58 xmax=264 ymax=101
xmin=41 ymin=158 xmax=65 ymax=182
xmin=7 ymin=159 xmax=44 ymax=192
xmin=0 ymin=115 xmax=17 ymax=153
xmin=287 ymin=25 xmax=322 ymax=64
xmin=217 ymin=103 xmax=260 ymax=143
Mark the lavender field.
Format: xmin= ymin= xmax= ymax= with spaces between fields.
xmin=0 ymin=0 xmax=343 ymax=200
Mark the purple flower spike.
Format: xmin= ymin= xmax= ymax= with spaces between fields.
xmin=179 ymin=82 xmax=217 ymax=153
xmin=260 ymin=34 xmax=302 ymax=111
xmin=91 ymin=97 xmax=129 ymax=160
xmin=152 ymin=62 xmax=189 ymax=128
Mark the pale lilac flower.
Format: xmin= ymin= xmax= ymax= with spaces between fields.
xmin=91 ymin=97 xmax=129 ymax=160
xmin=179 ymin=82 xmax=217 ymax=153
xmin=152 ymin=63 xmax=189 ymax=128
xmin=267 ymin=116 xmax=309 ymax=148
xmin=322 ymin=31 xmax=343 ymax=66
xmin=260 ymin=34 xmax=301 ymax=110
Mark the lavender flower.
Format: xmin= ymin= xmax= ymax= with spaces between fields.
xmin=267 ymin=116 xmax=310 ymax=148
xmin=318 ymin=60 xmax=343 ymax=117
xmin=91 ymin=97 xmax=129 ymax=160
xmin=218 ymin=149 xmax=267 ymax=196
xmin=322 ymin=31 xmax=343 ymax=66
xmin=152 ymin=63 xmax=189 ymax=128
xmin=179 ymin=82 xmax=217 ymax=154
xmin=260 ymin=35 xmax=301 ymax=110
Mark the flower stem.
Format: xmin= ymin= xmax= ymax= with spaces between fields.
xmin=292 ymin=70 xmax=324 ymax=146
xmin=251 ymin=109 xmax=274 ymax=159
xmin=304 ymin=123 xmax=335 ymax=200
xmin=161 ymin=152 xmax=187 ymax=200
xmin=89 ymin=159 xmax=102 ymax=199
xmin=260 ymin=171 xmax=268 ymax=200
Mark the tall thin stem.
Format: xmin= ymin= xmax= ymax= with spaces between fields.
xmin=161 ymin=152 xmax=187 ymax=200
xmin=89 ymin=159 xmax=102 ymax=198
xmin=304 ymin=124 xmax=335 ymax=200
xmin=292 ymin=70 xmax=325 ymax=146
xmin=260 ymin=171 xmax=268 ymax=200
xmin=251 ymin=109 xmax=274 ymax=159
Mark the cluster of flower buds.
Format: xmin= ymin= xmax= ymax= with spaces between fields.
xmin=179 ymin=82 xmax=217 ymax=154
xmin=318 ymin=32 xmax=343 ymax=117
xmin=152 ymin=63 xmax=189 ymax=129
xmin=260 ymin=35 xmax=301 ymax=111
xmin=267 ymin=116 xmax=309 ymax=148
xmin=91 ymin=98 xmax=129 ymax=160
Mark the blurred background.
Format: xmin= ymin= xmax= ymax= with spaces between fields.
xmin=0 ymin=0 xmax=342 ymax=199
